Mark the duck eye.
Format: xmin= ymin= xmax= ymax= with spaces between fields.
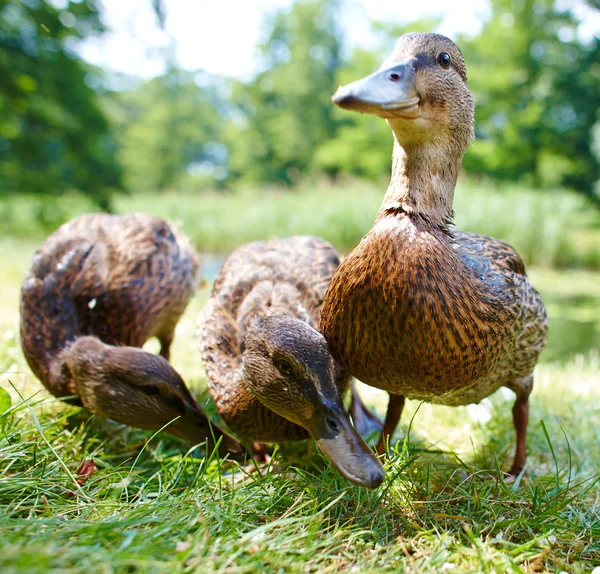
xmin=142 ymin=384 xmax=160 ymax=395
xmin=326 ymin=416 xmax=340 ymax=432
xmin=167 ymin=394 xmax=186 ymax=415
xmin=437 ymin=52 xmax=451 ymax=69
xmin=274 ymin=358 xmax=293 ymax=375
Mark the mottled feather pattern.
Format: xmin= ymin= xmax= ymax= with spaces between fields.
xmin=20 ymin=213 xmax=201 ymax=400
xmin=322 ymin=32 xmax=548 ymax=421
xmin=198 ymin=236 xmax=347 ymax=443
xmin=322 ymin=214 xmax=548 ymax=406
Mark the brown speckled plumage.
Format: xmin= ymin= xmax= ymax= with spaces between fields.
xmin=198 ymin=236 xmax=385 ymax=487
xmin=324 ymin=224 xmax=546 ymax=405
xmin=20 ymin=213 xmax=240 ymax=453
xmin=322 ymin=33 xmax=548 ymax=475
xmin=21 ymin=213 xmax=199 ymax=396
xmin=198 ymin=236 xmax=345 ymax=443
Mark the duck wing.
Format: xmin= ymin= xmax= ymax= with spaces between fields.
xmin=20 ymin=239 xmax=102 ymax=400
xmin=454 ymin=230 xmax=548 ymax=378
xmin=198 ymin=236 xmax=342 ymax=437
xmin=98 ymin=214 xmax=201 ymax=347
xmin=56 ymin=214 xmax=201 ymax=347
xmin=454 ymin=230 xmax=525 ymax=277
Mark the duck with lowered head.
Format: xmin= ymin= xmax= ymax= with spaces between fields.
xmin=20 ymin=213 xmax=241 ymax=456
xmin=321 ymin=33 xmax=548 ymax=477
xmin=198 ymin=236 xmax=385 ymax=488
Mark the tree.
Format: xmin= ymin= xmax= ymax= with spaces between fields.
xmin=0 ymin=0 xmax=121 ymax=208
xmin=461 ymin=0 xmax=600 ymax=199
xmin=108 ymin=68 xmax=227 ymax=192
xmin=225 ymin=0 xmax=344 ymax=184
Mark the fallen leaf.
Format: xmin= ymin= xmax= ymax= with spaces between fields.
xmin=76 ymin=460 xmax=97 ymax=485
xmin=66 ymin=460 xmax=98 ymax=497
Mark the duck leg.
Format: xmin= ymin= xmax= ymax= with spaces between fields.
xmin=252 ymin=442 xmax=270 ymax=463
xmin=158 ymin=332 xmax=174 ymax=361
xmin=242 ymin=442 xmax=272 ymax=475
xmin=506 ymin=375 xmax=533 ymax=478
xmin=350 ymin=380 xmax=384 ymax=437
xmin=376 ymin=393 xmax=405 ymax=455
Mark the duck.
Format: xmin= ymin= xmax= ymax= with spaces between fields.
xmin=20 ymin=213 xmax=241 ymax=456
xmin=197 ymin=236 xmax=385 ymax=488
xmin=320 ymin=33 xmax=548 ymax=477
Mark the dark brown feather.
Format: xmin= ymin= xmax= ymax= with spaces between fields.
xmin=198 ymin=236 xmax=348 ymax=443
xmin=20 ymin=213 xmax=200 ymax=399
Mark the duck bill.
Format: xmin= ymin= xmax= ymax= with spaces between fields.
xmin=332 ymin=62 xmax=419 ymax=119
xmin=306 ymin=409 xmax=385 ymax=488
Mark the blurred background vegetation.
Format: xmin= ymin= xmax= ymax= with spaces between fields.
xmin=0 ymin=0 xmax=599 ymax=270
xmin=2 ymin=4 xmax=600 ymax=569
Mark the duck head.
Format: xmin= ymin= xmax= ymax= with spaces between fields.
xmin=63 ymin=336 xmax=241 ymax=456
xmin=332 ymin=32 xmax=474 ymax=154
xmin=242 ymin=314 xmax=385 ymax=488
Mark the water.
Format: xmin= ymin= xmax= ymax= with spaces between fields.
xmin=541 ymin=293 xmax=600 ymax=363
xmin=201 ymin=253 xmax=226 ymax=282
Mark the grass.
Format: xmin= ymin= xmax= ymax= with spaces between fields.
xmin=1 ymin=237 xmax=600 ymax=572
xmin=1 ymin=178 xmax=599 ymax=269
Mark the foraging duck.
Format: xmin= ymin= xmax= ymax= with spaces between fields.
xmin=20 ymin=213 xmax=240 ymax=455
xmin=198 ymin=236 xmax=384 ymax=488
xmin=320 ymin=33 xmax=548 ymax=477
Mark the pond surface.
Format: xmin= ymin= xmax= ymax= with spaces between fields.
xmin=201 ymin=254 xmax=227 ymax=283
xmin=202 ymin=254 xmax=600 ymax=364
xmin=540 ymin=289 xmax=600 ymax=363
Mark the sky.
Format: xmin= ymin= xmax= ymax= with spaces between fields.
xmin=69 ymin=0 xmax=599 ymax=81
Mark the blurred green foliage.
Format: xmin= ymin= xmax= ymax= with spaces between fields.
xmin=2 ymin=180 xmax=598 ymax=271
xmin=0 ymin=0 xmax=121 ymax=208
xmin=461 ymin=0 xmax=600 ymax=195
xmin=107 ymin=68 xmax=227 ymax=192
xmin=1 ymin=0 xmax=599 ymax=210
xmin=110 ymin=0 xmax=600 ymax=200
xmin=224 ymin=0 xmax=343 ymax=184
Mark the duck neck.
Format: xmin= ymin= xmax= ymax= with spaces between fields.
xmin=378 ymin=137 xmax=462 ymax=228
xmin=54 ymin=337 xmax=106 ymax=406
xmin=43 ymin=336 xmax=104 ymax=405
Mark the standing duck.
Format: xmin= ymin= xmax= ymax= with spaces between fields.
xmin=320 ymin=33 xmax=548 ymax=477
xmin=20 ymin=213 xmax=240 ymax=455
xmin=198 ymin=236 xmax=384 ymax=488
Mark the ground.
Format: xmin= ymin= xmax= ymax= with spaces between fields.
xmin=1 ymin=237 xmax=599 ymax=573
